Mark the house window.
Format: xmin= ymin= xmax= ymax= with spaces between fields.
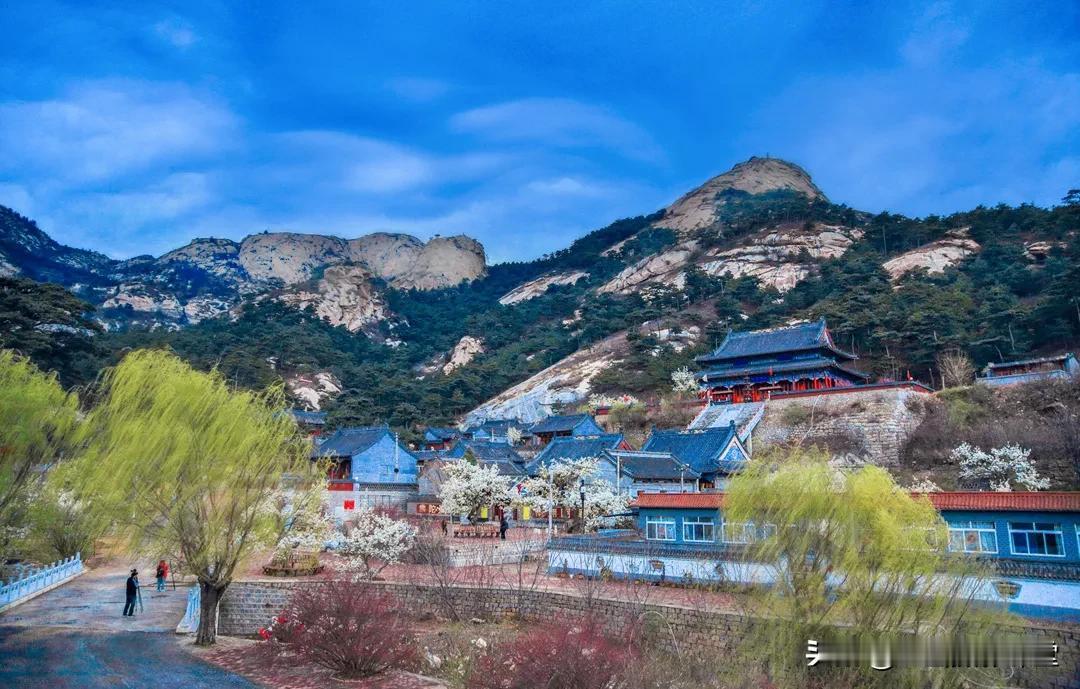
xmin=1008 ymin=522 xmax=1064 ymax=557
xmin=947 ymin=521 xmax=997 ymax=554
xmin=721 ymin=521 xmax=775 ymax=544
xmin=645 ymin=517 xmax=676 ymax=541
xmin=683 ymin=517 xmax=715 ymax=543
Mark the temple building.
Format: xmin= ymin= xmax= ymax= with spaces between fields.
xmin=977 ymin=353 xmax=1079 ymax=388
xmin=695 ymin=318 xmax=869 ymax=403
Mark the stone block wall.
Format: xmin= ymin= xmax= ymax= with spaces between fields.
xmin=219 ymin=579 xmax=1078 ymax=688
xmin=755 ymin=387 xmax=929 ymax=466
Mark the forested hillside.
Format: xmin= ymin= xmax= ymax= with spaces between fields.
xmin=2 ymin=164 xmax=1078 ymax=439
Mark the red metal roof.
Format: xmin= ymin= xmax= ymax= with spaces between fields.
xmin=921 ymin=492 xmax=1080 ymax=513
xmin=633 ymin=492 xmax=725 ymax=509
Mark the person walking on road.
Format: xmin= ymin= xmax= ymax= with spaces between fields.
xmin=155 ymin=560 xmax=169 ymax=591
xmin=499 ymin=514 xmax=509 ymax=540
xmin=123 ymin=569 xmax=140 ymax=616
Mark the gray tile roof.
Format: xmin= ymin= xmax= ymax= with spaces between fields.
xmin=528 ymin=413 xmax=597 ymax=434
xmin=641 ymin=426 xmax=742 ymax=475
xmin=313 ymin=426 xmax=389 ymax=458
xmin=602 ymin=450 xmax=700 ymax=480
xmin=527 ymin=434 xmax=625 ymax=474
xmin=697 ymin=318 xmax=856 ymax=364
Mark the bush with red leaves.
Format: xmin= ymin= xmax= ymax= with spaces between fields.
xmin=256 ymin=581 xmax=417 ymax=679
xmin=466 ymin=616 xmax=636 ymax=689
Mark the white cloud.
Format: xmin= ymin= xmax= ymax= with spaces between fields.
xmin=450 ymin=97 xmax=662 ymax=162
xmin=901 ymin=2 xmax=971 ymax=67
xmin=153 ymin=18 xmax=198 ymax=49
xmin=525 ymin=177 xmax=614 ymax=198
xmin=0 ymin=184 xmax=34 ymax=216
xmin=0 ymin=80 xmax=236 ymax=184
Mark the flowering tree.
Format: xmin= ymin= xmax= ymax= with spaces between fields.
xmin=518 ymin=459 xmax=628 ymax=531
xmin=506 ymin=426 xmax=523 ymax=446
xmin=953 ymin=442 xmax=1050 ymax=491
xmin=337 ymin=507 xmax=417 ymax=580
xmin=670 ymin=366 xmax=699 ymax=394
xmin=438 ymin=459 xmax=512 ymax=520
xmin=272 ymin=480 xmax=334 ymax=566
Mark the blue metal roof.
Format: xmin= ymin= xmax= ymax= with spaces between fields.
xmin=696 ymin=318 xmax=856 ymax=364
xmin=527 ymin=413 xmax=599 ymax=435
xmin=641 ymin=426 xmax=742 ymax=475
xmin=527 ymin=434 xmax=625 ymax=474
xmin=424 ymin=426 xmax=460 ymax=442
xmin=601 ymin=450 xmax=700 ymax=480
xmin=313 ymin=426 xmax=390 ymax=458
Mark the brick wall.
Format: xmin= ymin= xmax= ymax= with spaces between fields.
xmin=756 ymin=387 xmax=928 ymax=466
xmin=219 ymin=579 xmax=1078 ymax=688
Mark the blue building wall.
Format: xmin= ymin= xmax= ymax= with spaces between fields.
xmin=635 ymin=504 xmax=1080 ymax=563
xmin=940 ymin=509 xmax=1080 ymax=563
xmin=638 ymin=506 xmax=721 ymax=544
xmin=350 ymin=434 xmax=419 ymax=486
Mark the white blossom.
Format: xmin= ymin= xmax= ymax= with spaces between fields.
xmin=953 ymin=442 xmax=1050 ymax=492
xmin=438 ymin=460 xmax=513 ymax=519
xmin=670 ymin=366 xmax=699 ymax=394
xmin=336 ymin=507 xmax=417 ymax=579
xmin=907 ymin=478 xmax=942 ymax=493
xmin=518 ymin=458 xmax=629 ymax=531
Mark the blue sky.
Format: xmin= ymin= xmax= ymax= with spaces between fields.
xmin=0 ymin=1 xmax=1077 ymax=263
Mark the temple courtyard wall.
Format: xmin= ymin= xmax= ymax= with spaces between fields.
xmin=219 ymin=578 xmax=1079 ymax=689
xmin=754 ymin=385 xmax=929 ymax=467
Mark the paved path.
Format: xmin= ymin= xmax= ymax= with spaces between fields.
xmin=0 ymin=562 xmax=258 ymax=688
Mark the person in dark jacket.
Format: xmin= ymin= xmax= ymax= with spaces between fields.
xmin=123 ymin=569 xmax=139 ymax=616
xmin=499 ymin=514 xmax=509 ymax=540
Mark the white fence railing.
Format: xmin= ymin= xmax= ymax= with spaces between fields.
xmin=0 ymin=553 xmax=83 ymax=611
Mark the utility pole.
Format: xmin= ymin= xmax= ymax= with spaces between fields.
xmin=546 ymin=466 xmax=554 ymax=540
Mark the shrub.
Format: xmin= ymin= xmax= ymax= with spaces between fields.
xmin=466 ymin=617 xmax=635 ymax=689
xmin=779 ymin=403 xmax=812 ymax=425
xmin=257 ymin=581 xmax=417 ymax=679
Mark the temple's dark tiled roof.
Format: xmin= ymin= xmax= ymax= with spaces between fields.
xmin=313 ymin=426 xmax=390 ymax=458
xmin=528 ymin=413 xmax=595 ymax=434
xmin=603 ymin=450 xmax=700 ymax=480
xmin=527 ymin=434 xmax=625 ymax=474
xmin=700 ymin=356 xmax=870 ymax=382
xmin=696 ymin=318 xmax=856 ymax=364
xmin=641 ymin=427 xmax=742 ymax=475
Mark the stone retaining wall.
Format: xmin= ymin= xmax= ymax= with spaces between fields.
xmin=220 ymin=580 xmax=1079 ymax=689
xmin=756 ymin=387 xmax=928 ymax=466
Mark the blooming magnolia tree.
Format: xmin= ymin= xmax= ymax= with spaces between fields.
xmin=953 ymin=442 xmax=1050 ymax=491
xmin=518 ymin=458 xmax=628 ymax=531
xmin=670 ymin=366 xmax=699 ymax=394
xmin=272 ymin=479 xmax=333 ymax=561
xmin=337 ymin=507 xmax=417 ymax=580
xmin=438 ymin=459 xmax=513 ymax=520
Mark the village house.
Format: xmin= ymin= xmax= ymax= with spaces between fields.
xmin=289 ymin=409 xmax=327 ymax=439
xmin=444 ymin=439 xmax=529 ymax=479
xmin=422 ymin=426 xmax=460 ymax=450
xmin=977 ymin=353 xmax=1079 ymax=388
xmin=640 ymin=424 xmax=748 ymax=490
xmin=312 ymin=425 xmax=420 ymax=518
xmin=462 ymin=418 xmax=530 ymax=445
xmin=548 ymin=491 xmax=1080 ymax=623
xmin=596 ymin=449 xmax=701 ymax=497
xmin=525 ymin=433 xmax=630 ymax=475
xmin=527 ymin=413 xmax=605 ymax=446
xmin=695 ymin=318 xmax=870 ymax=403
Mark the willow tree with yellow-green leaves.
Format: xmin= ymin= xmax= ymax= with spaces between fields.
xmin=723 ymin=450 xmax=1016 ymax=689
xmin=59 ymin=349 xmax=316 ymax=645
xmin=0 ymin=349 xmax=79 ymax=558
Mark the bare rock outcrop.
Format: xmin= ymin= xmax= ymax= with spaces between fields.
xmin=702 ymin=224 xmax=862 ymax=292
xmin=883 ymin=232 xmax=979 ymax=280
xmin=389 ymin=235 xmax=486 ymax=290
xmin=657 ymin=157 xmax=825 ymax=235
xmin=499 ymin=271 xmax=589 ymax=305
xmin=442 ymin=336 xmax=485 ymax=375
xmin=286 ymin=371 xmax=342 ymax=410
xmin=598 ymin=242 xmax=698 ymax=294
xmin=278 ymin=265 xmax=388 ymax=332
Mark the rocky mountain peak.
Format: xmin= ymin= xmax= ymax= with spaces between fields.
xmin=657 ymin=156 xmax=826 ymax=235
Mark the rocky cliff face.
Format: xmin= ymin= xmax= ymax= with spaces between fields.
xmin=656 ymin=156 xmax=825 ymax=235
xmin=0 ymin=207 xmax=486 ymax=332
xmin=882 ymin=230 xmax=979 ymax=280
